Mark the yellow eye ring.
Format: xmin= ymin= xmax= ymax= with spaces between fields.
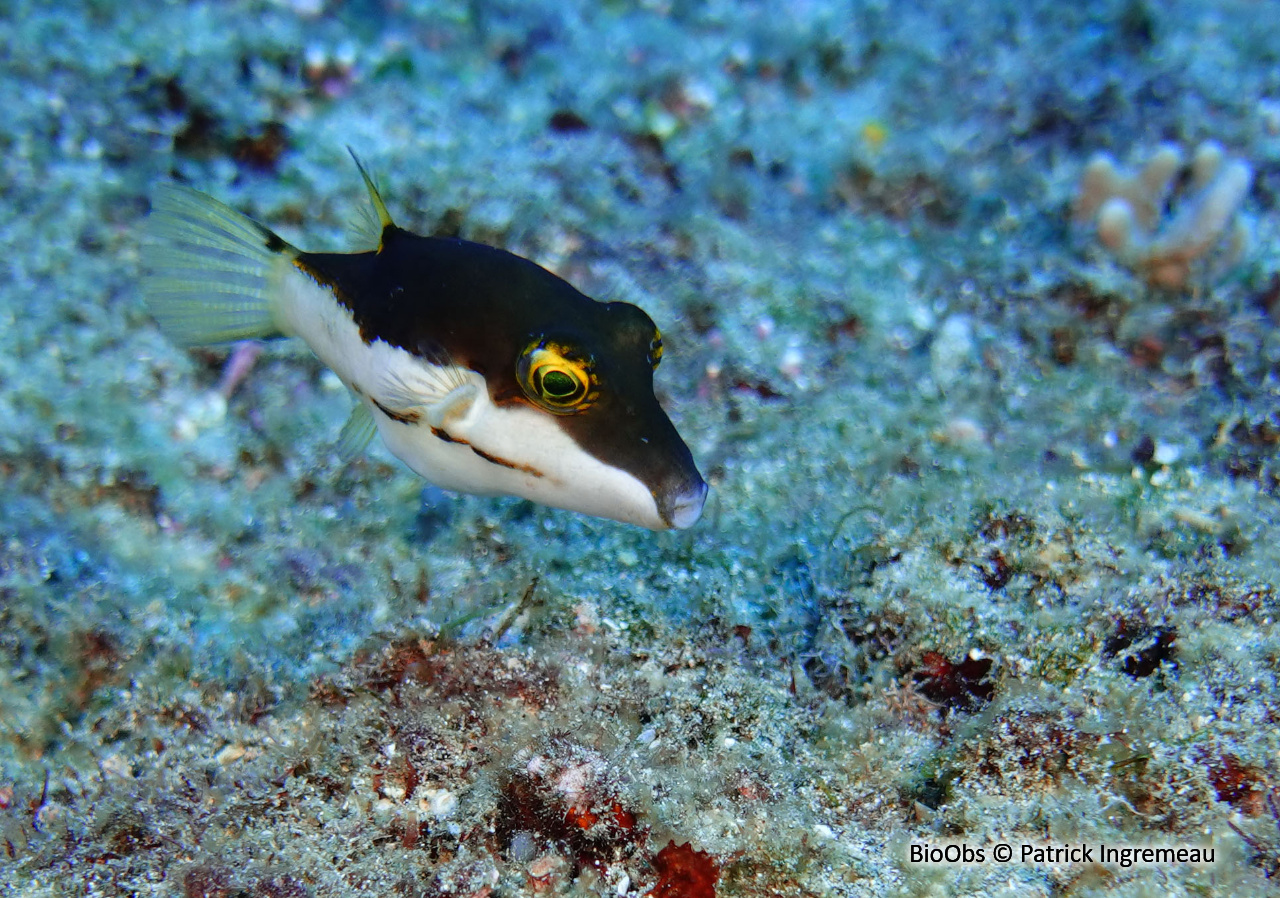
xmin=517 ymin=339 xmax=598 ymax=413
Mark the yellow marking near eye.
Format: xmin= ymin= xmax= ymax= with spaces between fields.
xmin=517 ymin=339 xmax=599 ymax=413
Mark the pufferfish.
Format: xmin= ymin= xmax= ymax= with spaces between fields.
xmin=142 ymin=157 xmax=708 ymax=530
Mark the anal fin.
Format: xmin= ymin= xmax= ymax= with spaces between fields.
xmin=335 ymin=402 xmax=377 ymax=461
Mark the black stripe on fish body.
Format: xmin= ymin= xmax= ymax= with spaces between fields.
xmin=293 ymin=226 xmax=702 ymax=504
xmin=469 ymin=444 xmax=543 ymax=477
xmin=370 ymin=396 xmax=420 ymax=424
xmin=430 ymin=426 xmax=463 ymax=444
xmin=425 ymin=424 xmax=544 ymax=477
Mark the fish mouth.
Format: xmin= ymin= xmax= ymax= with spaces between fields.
xmin=659 ymin=479 xmax=709 ymax=530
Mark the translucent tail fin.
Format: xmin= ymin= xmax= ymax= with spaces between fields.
xmin=142 ymin=184 xmax=294 ymax=345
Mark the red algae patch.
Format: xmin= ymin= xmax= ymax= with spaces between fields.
xmin=648 ymin=841 xmax=720 ymax=898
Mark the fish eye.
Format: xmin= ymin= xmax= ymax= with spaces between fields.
xmin=517 ymin=339 xmax=598 ymax=414
xmin=648 ymin=330 xmax=664 ymax=370
xmin=540 ymin=369 xmax=578 ymax=398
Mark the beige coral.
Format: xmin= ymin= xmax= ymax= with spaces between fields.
xmin=1073 ymin=141 xmax=1252 ymax=290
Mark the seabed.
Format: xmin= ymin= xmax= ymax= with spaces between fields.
xmin=1 ymin=1 xmax=1279 ymax=895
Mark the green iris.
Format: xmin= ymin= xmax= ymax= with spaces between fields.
xmin=540 ymin=369 xmax=577 ymax=398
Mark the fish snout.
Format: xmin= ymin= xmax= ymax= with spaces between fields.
xmin=659 ymin=477 xmax=709 ymax=530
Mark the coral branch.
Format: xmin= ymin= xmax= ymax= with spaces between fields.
xmin=1074 ymin=141 xmax=1252 ymax=290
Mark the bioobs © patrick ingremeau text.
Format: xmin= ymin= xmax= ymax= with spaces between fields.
xmin=907 ymin=840 xmax=1216 ymax=869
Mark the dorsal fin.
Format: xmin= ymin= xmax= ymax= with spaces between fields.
xmin=347 ymin=148 xmax=394 ymax=248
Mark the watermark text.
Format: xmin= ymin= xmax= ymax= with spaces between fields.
xmin=906 ymin=840 xmax=1216 ymax=869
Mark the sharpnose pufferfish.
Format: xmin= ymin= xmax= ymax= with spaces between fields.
xmin=142 ymin=157 xmax=708 ymax=530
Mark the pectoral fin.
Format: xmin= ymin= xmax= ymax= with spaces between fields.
xmin=378 ymin=356 xmax=472 ymax=416
xmin=371 ymin=357 xmax=480 ymax=438
xmin=427 ymin=382 xmax=482 ymax=434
